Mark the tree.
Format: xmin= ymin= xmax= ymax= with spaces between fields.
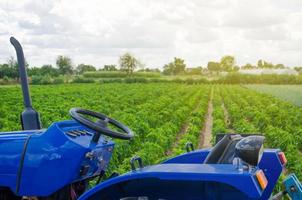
xmin=207 ymin=61 xmax=220 ymax=73
xmin=233 ymin=65 xmax=240 ymax=71
xmin=275 ymin=64 xmax=285 ymax=69
xmin=77 ymin=64 xmax=96 ymax=74
xmin=241 ymin=63 xmax=255 ymax=69
xmin=40 ymin=65 xmax=59 ymax=76
xmin=220 ymin=55 xmax=235 ymax=71
xmin=0 ymin=57 xmax=19 ymax=79
xmin=28 ymin=67 xmax=41 ymax=77
xmin=162 ymin=57 xmax=186 ymax=75
xmin=174 ymin=58 xmax=186 ymax=74
xmin=103 ymin=65 xmax=117 ymax=71
xmin=257 ymin=60 xmax=264 ymax=68
xmin=119 ymin=53 xmax=141 ymax=75
xmin=163 ymin=63 xmax=175 ymax=75
xmin=263 ymin=61 xmax=274 ymax=69
xmin=56 ymin=56 xmax=73 ymax=75
xmin=294 ymin=67 xmax=302 ymax=74
xmin=186 ymin=67 xmax=202 ymax=75
xmin=138 ymin=68 xmax=161 ymax=73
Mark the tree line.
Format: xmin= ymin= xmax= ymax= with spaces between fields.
xmin=0 ymin=53 xmax=301 ymax=80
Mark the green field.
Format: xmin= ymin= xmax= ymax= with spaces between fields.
xmin=0 ymin=83 xmax=301 ymax=178
xmin=246 ymin=85 xmax=302 ymax=106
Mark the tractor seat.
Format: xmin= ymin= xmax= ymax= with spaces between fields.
xmin=204 ymin=134 xmax=242 ymax=164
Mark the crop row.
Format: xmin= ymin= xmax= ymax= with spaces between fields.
xmin=216 ymin=85 xmax=302 ymax=177
xmin=212 ymin=86 xmax=228 ymax=139
xmin=1 ymin=83 xmax=301 ymax=179
xmin=113 ymin=86 xmax=211 ymax=173
xmin=0 ymin=83 xmax=211 ymax=174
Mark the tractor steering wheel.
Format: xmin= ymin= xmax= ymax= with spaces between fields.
xmin=69 ymin=108 xmax=134 ymax=140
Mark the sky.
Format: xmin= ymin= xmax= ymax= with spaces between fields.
xmin=1 ymin=0 xmax=302 ymax=69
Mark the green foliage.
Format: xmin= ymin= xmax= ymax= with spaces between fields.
xmin=207 ymin=61 xmax=220 ymax=72
xmin=185 ymin=67 xmax=202 ymax=75
xmin=119 ymin=53 xmax=142 ymax=76
xmin=220 ymin=55 xmax=235 ymax=71
xmin=83 ymin=71 xmax=161 ymax=78
xmin=102 ymin=65 xmax=117 ymax=71
xmin=216 ymin=73 xmax=302 ymax=84
xmin=0 ymin=57 xmax=19 ymax=79
xmin=72 ymin=76 xmax=95 ymax=83
xmin=31 ymin=75 xmax=53 ymax=85
xmin=218 ymin=85 xmax=302 ymax=178
xmin=246 ymin=85 xmax=302 ymax=106
xmin=163 ymin=57 xmax=186 ymax=75
xmin=1 ymin=83 xmax=302 ymax=181
xmin=53 ymin=76 xmax=65 ymax=84
xmin=241 ymin=63 xmax=256 ymax=69
xmin=76 ymin=64 xmax=96 ymax=74
xmin=40 ymin=65 xmax=59 ymax=76
xmin=56 ymin=55 xmax=73 ymax=75
xmin=40 ymin=75 xmax=53 ymax=85
xmin=0 ymin=83 xmax=212 ymax=175
xmin=3 ymin=76 xmax=9 ymax=82
xmin=124 ymin=77 xmax=148 ymax=83
xmin=31 ymin=75 xmax=43 ymax=85
xmin=256 ymin=59 xmax=286 ymax=69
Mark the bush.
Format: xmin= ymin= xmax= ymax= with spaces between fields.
xmin=215 ymin=73 xmax=302 ymax=84
xmin=99 ymin=78 xmax=123 ymax=84
xmin=31 ymin=75 xmax=43 ymax=85
xmin=124 ymin=77 xmax=148 ymax=83
xmin=185 ymin=78 xmax=194 ymax=85
xmin=84 ymin=71 xmax=161 ymax=78
xmin=3 ymin=76 xmax=9 ymax=82
xmin=72 ymin=76 xmax=95 ymax=83
xmin=53 ymin=76 xmax=65 ymax=84
xmin=31 ymin=75 xmax=53 ymax=85
xmin=40 ymin=75 xmax=53 ymax=85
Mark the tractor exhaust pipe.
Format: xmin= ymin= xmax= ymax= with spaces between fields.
xmin=10 ymin=37 xmax=42 ymax=130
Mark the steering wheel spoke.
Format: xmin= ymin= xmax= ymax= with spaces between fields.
xmin=69 ymin=108 xmax=134 ymax=141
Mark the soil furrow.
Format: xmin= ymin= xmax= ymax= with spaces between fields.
xmin=199 ymin=89 xmax=213 ymax=148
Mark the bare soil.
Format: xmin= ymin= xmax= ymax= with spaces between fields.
xmin=199 ymin=90 xmax=213 ymax=148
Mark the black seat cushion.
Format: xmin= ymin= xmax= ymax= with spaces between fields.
xmin=204 ymin=134 xmax=242 ymax=164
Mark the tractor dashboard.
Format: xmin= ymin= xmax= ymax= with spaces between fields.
xmin=0 ymin=120 xmax=114 ymax=196
xmin=57 ymin=120 xmax=111 ymax=147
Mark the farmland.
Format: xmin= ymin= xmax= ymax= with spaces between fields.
xmin=0 ymin=83 xmax=301 ymax=178
xmin=247 ymin=84 xmax=302 ymax=106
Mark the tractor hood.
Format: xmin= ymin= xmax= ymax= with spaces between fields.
xmin=0 ymin=130 xmax=41 ymax=194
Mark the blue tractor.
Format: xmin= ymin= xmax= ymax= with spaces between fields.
xmin=0 ymin=37 xmax=301 ymax=200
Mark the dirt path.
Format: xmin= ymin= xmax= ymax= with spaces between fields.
xmin=221 ymin=102 xmax=235 ymax=133
xmin=199 ymin=89 xmax=213 ymax=148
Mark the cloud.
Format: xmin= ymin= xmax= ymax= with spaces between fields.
xmin=1 ymin=0 xmax=302 ymax=68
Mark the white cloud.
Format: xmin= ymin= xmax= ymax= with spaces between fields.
xmin=1 ymin=0 xmax=302 ymax=68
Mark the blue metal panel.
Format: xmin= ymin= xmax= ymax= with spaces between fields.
xmin=162 ymin=149 xmax=210 ymax=164
xmin=17 ymin=120 xmax=114 ymax=196
xmin=0 ymin=119 xmax=285 ymax=199
xmin=284 ymin=174 xmax=302 ymax=200
xmin=258 ymin=149 xmax=284 ymax=200
xmin=0 ymin=120 xmax=114 ymax=196
xmin=79 ymin=164 xmax=262 ymax=200
xmin=0 ymin=130 xmax=40 ymax=193
xmin=80 ymin=149 xmax=283 ymax=200
xmin=164 ymin=148 xmax=282 ymax=200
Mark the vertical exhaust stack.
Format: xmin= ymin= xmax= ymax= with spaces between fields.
xmin=10 ymin=37 xmax=42 ymax=130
